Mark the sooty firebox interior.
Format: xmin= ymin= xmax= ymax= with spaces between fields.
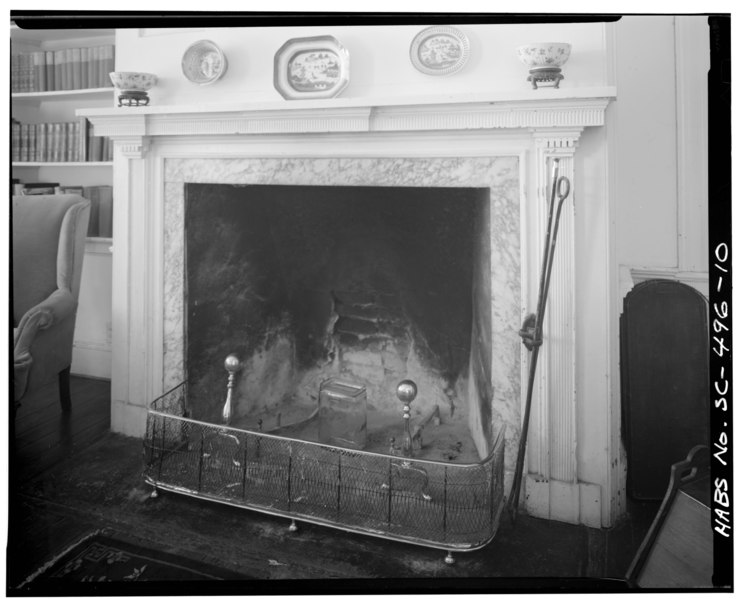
xmin=185 ymin=183 xmax=492 ymax=462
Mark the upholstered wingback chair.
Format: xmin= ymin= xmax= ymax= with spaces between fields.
xmin=12 ymin=194 xmax=91 ymax=413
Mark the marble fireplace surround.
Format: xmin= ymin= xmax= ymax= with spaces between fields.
xmin=83 ymin=89 xmax=615 ymax=526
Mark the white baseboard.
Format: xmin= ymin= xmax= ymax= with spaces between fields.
xmin=71 ymin=342 xmax=111 ymax=379
xmin=111 ymin=401 xmax=148 ymax=438
xmin=522 ymin=474 xmax=603 ymax=528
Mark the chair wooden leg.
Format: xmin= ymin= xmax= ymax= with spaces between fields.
xmin=59 ymin=366 xmax=72 ymax=412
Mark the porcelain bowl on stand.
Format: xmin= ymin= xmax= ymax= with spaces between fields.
xmin=109 ymin=71 xmax=158 ymax=106
xmin=516 ymin=43 xmax=571 ymax=89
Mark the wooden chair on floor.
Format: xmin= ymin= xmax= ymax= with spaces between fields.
xmin=12 ymin=194 xmax=90 ymax=416
xmin=625 ymin=445 xmax=713 ymax=589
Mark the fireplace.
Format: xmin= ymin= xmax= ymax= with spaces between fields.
xmin=85 ymin=90 xmax=614 ymax=527
xmin=163 ymin=154 xmax=522 ymax=467
xmin=143 ymin=155 xmax=518 ymax=558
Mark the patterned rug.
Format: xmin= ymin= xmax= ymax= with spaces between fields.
xmin=16 ymin=530 xmax=246 ymax=593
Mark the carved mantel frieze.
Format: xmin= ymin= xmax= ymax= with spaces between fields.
xmin=80 ymin=88 xmax=615 ymax=140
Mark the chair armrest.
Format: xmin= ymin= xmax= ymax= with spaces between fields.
xmin=14 ymin=288 xmax=77 ymax=358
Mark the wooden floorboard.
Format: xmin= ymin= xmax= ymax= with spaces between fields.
xmin=11 ymin=375 xmax=111 ymax=483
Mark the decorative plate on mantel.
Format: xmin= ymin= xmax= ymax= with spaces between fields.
xmin=409 ymin=26 xmax=470 ymax=76
xmin=274 ymin=35 xmax=350 ymax=100
xmin=182 ymin=39 xmax=228 ymax=85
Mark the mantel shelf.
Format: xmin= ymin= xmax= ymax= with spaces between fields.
xmin=79 ymin=87 xmax=617 ymax=138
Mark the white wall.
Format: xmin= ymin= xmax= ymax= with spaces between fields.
xmin=606 ymin=14 xmax=710 ymax=521
xmin=615 ymin=16 xmax=679 ymax=268
xmin=115 ymin=23 xmax=608 ymax=104
xmin=612 ymin=15 xmax=708 ymax=286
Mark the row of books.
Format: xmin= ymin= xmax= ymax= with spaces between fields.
xmin=12 ymin=118 xmax=113 ymax=163
xmin=11 ymin=45 xmax=115 ymax=93
xmin=12 ymin=182 xmax=113 ymax=238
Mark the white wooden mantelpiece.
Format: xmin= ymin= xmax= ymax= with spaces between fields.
xmin=80 ymin=88 xmax=615 ymax=139
xmin=79 ymin=87 xmax=615 ymax=526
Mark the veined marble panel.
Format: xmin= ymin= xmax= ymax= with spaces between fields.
xmin=162 ymin=156 xmax=521 ymax=467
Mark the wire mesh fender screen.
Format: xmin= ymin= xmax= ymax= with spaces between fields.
xmin=144 ymin=383 xmax=505 ymax=551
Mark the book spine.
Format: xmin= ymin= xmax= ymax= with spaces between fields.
xmin=80 ymin=47 xmax=89 ymax=89
xmin=85 ymin=121 xmax=91 ymax=162
xmin=24 ymin=183 xmax=60 ymax=195
xmin=56 ymin=123 xmax=63 ymax=162
xmin=20 ymin=123 xmax=29 ymax=161
xmin=101 ymin=45 xmax=114 ymax=87
xmin=58 ymin=123 xmax=66 ymax=162
xmin=27 ymin=53 xmax=35 ymax=92
xmin=18 ymin=53 xmax=25 ymax=92
xmin=29 ymin=125 xmax=36 ymax=162
xmin=65 ymin=48 xmax=74 ymax=92
xmin=46 ymin=122 xmax=53 ymax=162
xmin=33 ymin=51 xmax=45 ymax=92
xmin=45 ymin=51 xmax=55 ymax=91
xmin=12 ymin=122 xmax=21 ymax=162
xmin=54 ymin=50 xmax=65 ymax=91
xmin=97 ymin=186 xmax=113 ymax=238
xmin=18 ymin=53 xmax=28 ymax=92
xmin=51 ymin=123 xmax=61 ymax=162
xmin=60 ymin=186 xmax=85 ymax=196
xmin=64 ymin=123 xmax=77 ymax=162
xmin=37 ymin=123 xmax=47 ymax=162
xmin=34 ymin=124 xmax=42 ymax=161
xmin=78 ymin=116 xmax=89 ymax=162
xmin=63 ymin=122 xmax=70 ymax=162
xmin=71 ymin=47 xmax=82 ymax=90
xmin=89 ymin=134 xmax=102 ymax=163
xmin=11 ymin=54 xmax=18 ymax=93
xmin=96 ymin=45 xmax=103 ymax=88
xmin=88 ymin=46 xmax=99 ymax=88
xmin=61 ymin=123 xmax=67 ymax=162
xmin=27 ymin=53 xmax=34 ymax=92
xmin=52 ymin=123 xmax=64 ymax=162
xmin=72 ymin=121 xmax=80 ymax=162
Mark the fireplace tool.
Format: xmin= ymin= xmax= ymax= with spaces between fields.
xmin=507 ymin=158 xmax=571 ymax=522
xmin=221 ymin=353 xmax=241 ymax=425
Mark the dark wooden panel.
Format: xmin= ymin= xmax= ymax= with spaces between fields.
xmin=620 ymin=280 xmax=709 ymax=500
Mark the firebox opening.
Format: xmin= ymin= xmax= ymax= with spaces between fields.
xmin=185 ymin=183 xmax=492 ymax=462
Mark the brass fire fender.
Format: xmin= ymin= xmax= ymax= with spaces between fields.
xmin=144 ymin=381 xmax=505 ymax=565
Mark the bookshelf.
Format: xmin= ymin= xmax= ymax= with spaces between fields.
xmin=11 ymin=23 xmax=116 ymax=380
xmin=11 ymin=25 xmax=116 ymax=240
